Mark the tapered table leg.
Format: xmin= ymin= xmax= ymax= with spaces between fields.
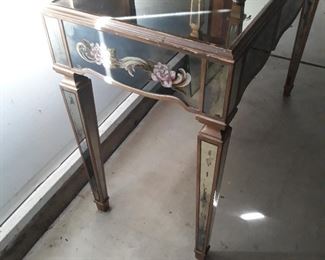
xmin=195 ymin=124 xmax=232 ymax=260
xmin=283 ymin=0 xmax=319 ymax=96
xmin=60 ymin=73 xmax=109 ymax=211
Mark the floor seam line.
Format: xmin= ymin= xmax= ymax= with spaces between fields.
xmin=270 ymin=53 xmax=325 ymax=69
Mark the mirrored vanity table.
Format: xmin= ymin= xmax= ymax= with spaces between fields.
xmin=43 ymin=0 xmax=319 ymax=258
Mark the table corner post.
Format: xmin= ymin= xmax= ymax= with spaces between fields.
xmin=283 ymin=0 xmax=319 ymax=97
xmin=59 ymin=70 xmax=110 ymax=212
xmin=194 ymin=118 xmax=232 ymax=259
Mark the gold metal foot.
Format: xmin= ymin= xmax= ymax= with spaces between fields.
xmin=195 ymin=250 xmax=206 ymax=260
xmin=283 ymin=83 xmax=293 ymax=97
xmin=94 ymin=198 xmax=110 ymax=212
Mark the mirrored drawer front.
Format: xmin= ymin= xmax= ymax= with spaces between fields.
xmin=44 ymin=18 xmax=231 ymax=119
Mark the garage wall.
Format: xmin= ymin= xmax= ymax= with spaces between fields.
xmin=0 ymin=0 xmax=129 ymax=224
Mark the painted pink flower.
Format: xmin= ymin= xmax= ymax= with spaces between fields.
xmin=151 ymin=62 xmax=176 ymax=88
xmin=89 ymin=43 xmax=111 ymax=65
xmin=89 ymin=43 xmax=103 ymax=65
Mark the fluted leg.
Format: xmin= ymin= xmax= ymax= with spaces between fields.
xmin=283 ymin=0 xmax=319 ymax=96
xmin=60 ymin=73 xmax=109 ymax=211
xmin=195 ymin=125 xmax=231 ymax=260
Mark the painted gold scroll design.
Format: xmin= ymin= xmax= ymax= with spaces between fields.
xmin=76 ymin=39 xmax=192 ymax=89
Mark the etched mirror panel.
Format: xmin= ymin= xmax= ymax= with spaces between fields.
xmin=203 ymin=61 xmax=229 ymax=118
xmin=44 ymin=16 xmax=69 ymax=65
xmin=62 ymin=90 xmax=99 ymax=198
xmin=197 ymin=141 xmax=218 ymax=252
xmin=62 ymin=91 xmax=85 ymax=142
xmin=53 ymin=0 xmax=271 ymax=48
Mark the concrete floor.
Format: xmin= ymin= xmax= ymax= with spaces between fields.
xmin=25 ymin=4 xmax=325 ymax=260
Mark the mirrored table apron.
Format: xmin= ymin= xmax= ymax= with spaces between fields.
xmin=43 ymin=0 xmax=319 ymax=259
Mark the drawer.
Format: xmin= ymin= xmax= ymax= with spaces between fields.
xmin=44 ymin=17 xmax=232 ymax=119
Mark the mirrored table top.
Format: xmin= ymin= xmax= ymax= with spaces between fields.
xmin=50 ymin=0 xmax=272 ymax=48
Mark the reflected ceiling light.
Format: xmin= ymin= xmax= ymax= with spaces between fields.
xmin=94 ymin=10 xmax=231 ymax=29
xmin=95 ymin=17 xmax=112 ymax=30
xmin=68 ymin=0 xmax=74 ymax=9
xmin=240 ymin=212 xmax=265 ymax=221
xmin=103 ymin=75 xmax=113 ymax=85
xmin=213 ymin=192 xmax=218 ymax=207
xmin=115 ymin=9 xmax=231 ymax=21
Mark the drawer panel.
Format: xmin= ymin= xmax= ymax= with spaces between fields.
xmin=45 ymin=18 xmax=232 ymax=119
xmin=63 ymin=21 xmax=202 ymax=109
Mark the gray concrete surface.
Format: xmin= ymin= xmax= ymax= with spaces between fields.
xmin=25 ymin=6 xmax=325 ymax=260
xmin=273 ymin=0 xmax=325 ymax=66
xmin=24 ymin=56 xmax=325 ymax=260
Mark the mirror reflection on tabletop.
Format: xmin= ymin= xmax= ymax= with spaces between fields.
xmin=51 ymin=0 xmax=270 ymax=48
xmin=45 ymin=0 xmax=277 ymax=120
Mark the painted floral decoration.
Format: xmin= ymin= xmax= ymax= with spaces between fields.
xmin=77 ymin=39 xmax=192 ymax=89
xmin=151 ymin=63 xmax=176 ymax=88
xmin=89 ymin=43 xmax=105 ymax=65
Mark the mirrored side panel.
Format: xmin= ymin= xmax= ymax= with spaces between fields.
xmin=236 ymin=12 xmax=280 ymax=104
xmin=276 ymin=0 xmax=304 ymax=41
xmin=61 ymin=90 xmax=99 ymax=198
xmin=44 ymin=16 xmax=69 ymax=66
xmin=203 ymin=61 xmax=229 ymax=118
xmin=227 ymin=57 xmax=243 ymax=116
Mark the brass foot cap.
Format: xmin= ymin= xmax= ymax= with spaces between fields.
xmin=195 ymin=251 xmax=206 ymax=260
xmin=95 ymin=198 xmax=110 ymax=212
xmin=194 ymin=247 xmax=209 ymax=260
xmin=283 ymin=84 xmax=294 ymax=97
